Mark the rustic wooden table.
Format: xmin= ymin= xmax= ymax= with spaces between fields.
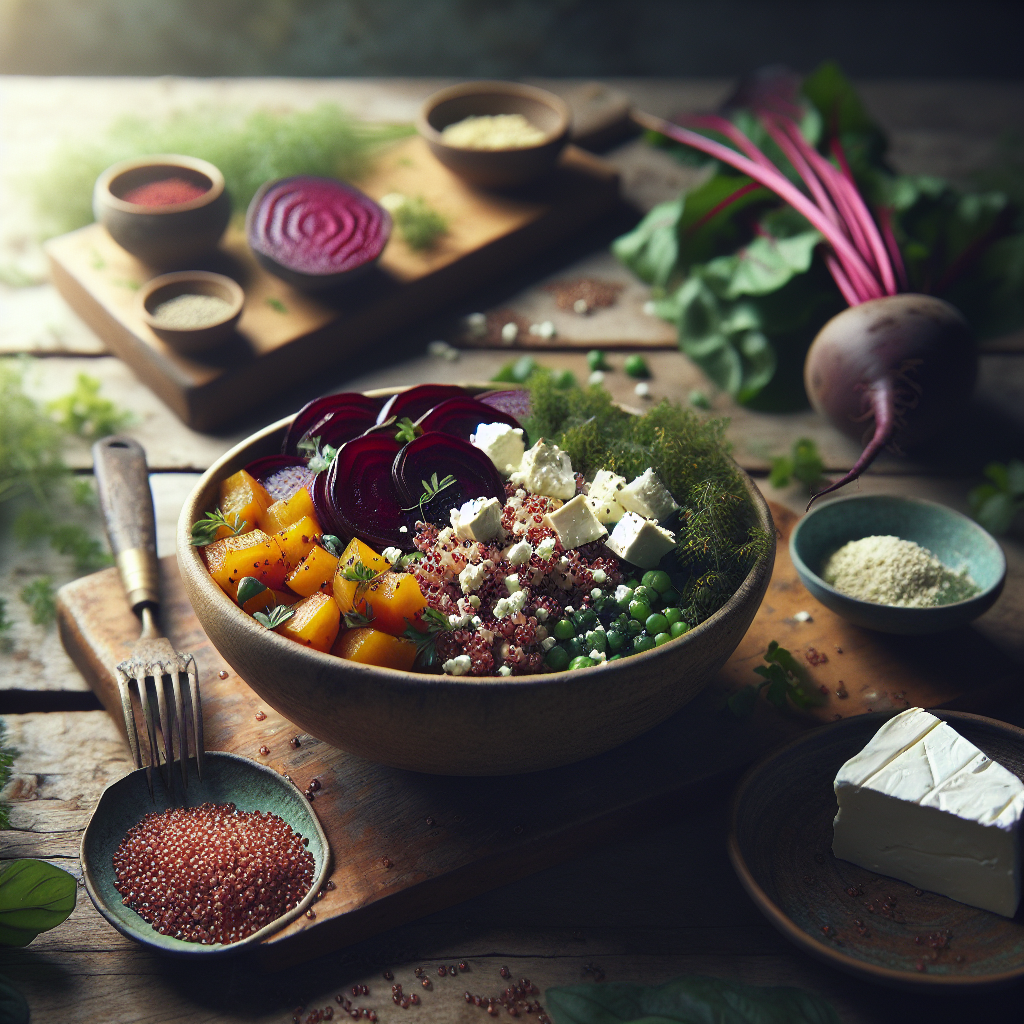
xmin=1 ymin=77 xmax=1022 ymax=1024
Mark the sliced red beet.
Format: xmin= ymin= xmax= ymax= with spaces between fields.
xmin=376 ymin=384 xmax=468 ymax=425
xmin=416 ymin=397 xmax=527 ymax=448
xmin=392 ymin=433 xmax=506 ymax=528
xmin=243 ymin=455 xmax=316 ymax=502
xmin=323 ymin=433 xmax=414 ymax=551
xmin=477 ymin=388 xmax=532 ymax=422
xmin=282 ymin=393 xmax=383 ymax=455
xmin=246 ymin=176 xmax=391 ymax=291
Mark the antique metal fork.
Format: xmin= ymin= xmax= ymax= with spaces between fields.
xmin=93 ymin=436 xmax=204 ymax=799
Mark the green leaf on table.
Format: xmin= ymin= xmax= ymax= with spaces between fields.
xmin=19 ymin=577 xmax=55 ymax=626
xmin=45 ymin=373 xmax=133 ymax=441
xmin=545 ymin=974 xmax=841 ymax=1024
xmin=969 ymin=459 xmax=1024 ymax=535
xmin=0 ymin=859 xmax=77 ymax=947
xmin=0 ymin=975 xmax=29 ymax=1024
xmin=769 ymin=438 xmax=825 ymax=490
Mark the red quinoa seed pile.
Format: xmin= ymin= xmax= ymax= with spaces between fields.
xmin=122 ymin=176 xmax=208 ymax=206
xmin=113 ymin=801 xmax=315 ymax=945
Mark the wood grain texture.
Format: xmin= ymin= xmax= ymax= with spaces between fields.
xmin=53 ymin=502 xmax=1019 ymax=969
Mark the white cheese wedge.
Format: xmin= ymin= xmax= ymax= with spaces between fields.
xmin=618 ymin=468 xmax=679 ymax=522
xmin=509 ymin=439 xmax=576 ymax=500
xmin=450 ymin=497 xmax=504 ymax=544
xmin=542 ymin=494 xmax=607 ymax=550
xmin=458 ymin=562 xmax=487 ymax=594
xmin=606 ymin=511 xmax=676 ymax=569
xmin=586 ymin=469 xmax=628 ymax=523
xmin=471 ymin=422 xmax=525 ymax=476
xmin=833 ymin=707 xmax=1024 ymax=917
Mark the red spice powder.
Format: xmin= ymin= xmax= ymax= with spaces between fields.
xmin=122 ymin=177 xmax=208 ymax=206
xmin=112 ymin=801 xmax=314 ymax=945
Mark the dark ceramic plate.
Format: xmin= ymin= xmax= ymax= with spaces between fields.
xmin=729 ymin=711 xmax=1024 ymax=990
xmin=81 ymin=751 xmax=330 ymax=957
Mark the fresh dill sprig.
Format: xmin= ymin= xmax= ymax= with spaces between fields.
xmin=394 ymin=417 xmax=420 ymax=444
xmin=403 ymin=473 xmax=456 ymax=521
xmin=190 ymin=508 xmax=245 ymax=547
xmin=253 ymin=604 xmax=295 ymax=630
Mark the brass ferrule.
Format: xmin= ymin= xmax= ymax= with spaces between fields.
xmin=116 ymin=547 xmax=160 ymax=610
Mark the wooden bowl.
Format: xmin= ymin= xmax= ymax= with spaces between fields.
xmin=139 ymin=271 xmax=244 ymax=352
xmin=177 ymin=389 xmax=774 ymax=776
xmin=93 ymin=154 xmax=231 ymax=268
xmin=81 ymin=751 xmax=330 ymax=957
xmin=729 ymin=711 xmax=1024 ymax=990
xmin=790 ymin=495 xmax=1006 ymax=634
xmin=417 ymin=81 xmax=570 ymax=188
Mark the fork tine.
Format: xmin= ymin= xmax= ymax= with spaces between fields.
xmin=185 ymin=656 xmax=204 ymax=781
xmin=116 ymin=668 xmax=153 ymax=800
xmin=153 ymin=669 xmax=174 ymax=793
xmin=136 ymin=676 xmax=159 ymax=800
xmin=170 ymin=668 xmax=189 ymax=791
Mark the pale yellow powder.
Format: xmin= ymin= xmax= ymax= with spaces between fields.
xmin=440 ymin=113 xmax=546 ymax=150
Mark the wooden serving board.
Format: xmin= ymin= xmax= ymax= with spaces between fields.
xmin=56 ymin=504 xmax=1020 ymax=969
xmin=44 ymin=137 xmax=619 ymax=431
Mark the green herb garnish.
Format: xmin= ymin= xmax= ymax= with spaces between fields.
xmin=0 ymin=858 xmax=78 ymax=948
xmin=769 ymin=437 xmax=825 ymax=490
xmin=190 ymin=508 xmax=245 ymax=547
xmin=394 ymin=416 xmax=420 ymax=444
xmin=339 ymin=561 xmax=377 ymax=583
xmin=46 ymin=373 xmax=134 ymax=441
xmin=266 ymin=297 xmax=288 ymax=314
xmin=343 ymin=604 xmax=374 ymax=629
xmin=19 ymin=577 xmax=56 ymax=627
xmin=969 ymin=459 xmax=1024 ymax=535
xmin=253 ymin=604 xmax=295 ymax=630
xmin=728 ymin=640 xmax=818 ymax=716
xmin=403 ymin=472 xmax=456 ymax=521
xmin=401 ymin=607 xmax=453 ymax=666
xmin=236 ymin=577 xmax=268 ymax=606
xmin=297 ymin=435 xmax=339 ymax=474
xmin=382 ymin=193 xmax=449 ymax=251
xmin=319 ymin=534 xmax=345 ymax=557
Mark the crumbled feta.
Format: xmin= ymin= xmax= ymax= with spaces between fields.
xmin=593 ymin=569 xmax=607 ymax=584
xmin=574 ymin=298 xmax=589 ymax=314
xmin=468 ymin=595 xmax=481 ymax=609
xmin=399 ymin=525 xmax=408 ymax=533
xmin=442 ymin=655 xmax=472 ymax=676
xmin=588 ymin=370 xmax=605 ymax=386
xmin=564 ymin=605 xmax=575 ymax=614
xmin=534 ymin=606 xmax=549 ymax=621
xmin=450 ymin=497 xmax=504 ymax=544
xmin=606 ymin=512 xmax=677 ymax=569
xmin=614 ymin=584 xmax=631 ymax=603
xmin=459 ymin=562 xmax=487 ymax=594
xmin=510 ymin=439 xmax=575 ymax=500
xmin=501 ymin=322 xmax=519 ymax=344
xmin=382 ymin=546 xmax=403 ymax=565
xmin=589 ymin=650 xmax=607 ymax=663
xmin=794 ymin=610 xmax=813 ymax=622
xmin=471 ymin=422 xmax=526 ymax=476
xmin=498 ymin=665 xmax=512 ymax=676
xmin=505 ymin=574 xmax=521 ymax=594
xmin=493 ymin=590 xmax=528 ymax=619
xmin=635 ymin=382 xmax=651 ymax=398
xmin=507 ymin=539 xmax=533 ymax=566
xmin=534 ymin=625 xmax=548 ymax=641
xmin=543 ymin=494 xmax=607 ymax=549
xmin=449 ymin=612 xmax=473 ymax=628
xmin=528 ymin=320 xmax=556 ymax=340
xmin=534 ymin=537 xmax=556 ymax=560
xmin=541 ymin=636 xmax=557 ymax=651
xmin=618 ymin=468 xmax=679 ymax=522
xmin=586 ymin=469 xmax=628 ymax=523
xmin=591 ymin=588 xmax=602 ymax=599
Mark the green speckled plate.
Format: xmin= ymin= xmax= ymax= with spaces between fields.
xmin=729 ymin=711 xmax=1024 ymax=990
xmin=81 ymin=751 xmax=330 ymax=957
xmin=790 ymin=494 xmax=1006 ymax=634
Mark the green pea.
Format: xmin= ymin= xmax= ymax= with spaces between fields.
xmin=645 ymin=613 xmax=669 ymax=635
xmin=605 ymin=629 xmax=626 ymax=652
xmin=575 ymin=608 xmax=599 ymax=631
xmin=624 ymin=354 xmax=651 ymax=379
xmin=585 ymin=629 xmax=607 ymax=653
xmin=633 ymin=634 xmax=656 ymax=654
xmin=569 ymin=656 xmax=597 ymax=670
xmin=615 ymin=586 xmax=635 ymax=609
xmin=553 ymin=369 xmax=577 ymax=389
xmin=654 ymin=632 xmax=673 ymax=646
xmin=629 ymin=599 xmax=651 ymax=622
xmin=624 ymin=578 xmax=641 ymax=592
xmin=564 ymin=636 xmax=586 ymax=659
xmin=587 ymin=349 xmax=610 ymax=371
xmin=641 ymin=569 xmax=672 ymax=593
xmin=553 ymin=618 xmax=576 ymax=640
xmin=663 ymin=606 xmax=684 ymax=624
xmin=626 ymin=617 xmax=644 ymax=636
xmin=670 ymin=620 xmax=690 ymax=639
xmin=633 ymin=584 xmax=659 ymax=606
xmin=544 ymin=646 xmax=570 ymax=671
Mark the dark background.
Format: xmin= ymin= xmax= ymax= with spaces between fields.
xmin=2 ymin=0 xmax=1023 ymax=78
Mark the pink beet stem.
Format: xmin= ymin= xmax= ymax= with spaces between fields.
xmin=684 ymin=180 xmax=764 ymax=236
xmin=823 ymin=252 xmax=864 ymax=306
xmin=806 ymin=377 xmax=895 ymax=509
xmin=631 ymin=110 xmax=884 ymax=305
xmin=682 ymin=112 xmax=778 ymax=169
xmin=877 ymin=207 xmax=909 ymax=290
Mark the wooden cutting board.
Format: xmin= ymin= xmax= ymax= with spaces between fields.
xmin=44 ymin=137 xmax=619 ymax=431
xmin=55 ymin=503 xmax=1020 ymax=969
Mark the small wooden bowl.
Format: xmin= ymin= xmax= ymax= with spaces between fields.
xmin=93 ymin=154 xmax=232 ymax=268
xmin=790 ymin=495 xmax=1006 ymax=634
xmin=139 ymin=271 xmax=244 ymax=353
xmin=729 ymin=711 xmax=1024 ymax=990
xmin=176 ymin=386 xmax=775 ymax=776
xmin=81 ymin=751 xmax=330 ymax=957
xmin=418 ymin=81 xmax=570 ymax=188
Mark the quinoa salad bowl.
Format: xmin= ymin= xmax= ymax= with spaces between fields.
xmin=178 ymin=384 xmax=775 ymax=776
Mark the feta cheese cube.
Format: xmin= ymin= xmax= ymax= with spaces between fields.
xmin=618 ymin=468 xmax=679 ymax=522
xmin=586 ymin=469 xmax=628 ymax=523
xmin=442 ymin=655 xmax=472 ymax=676
xmin=506 ymin=539 xmax=533 ymax=566
xmin=450 ymin=497 xmax=504 ymax=544
xmin=536 ymin=537 xmax=556 ymax=560
xmin=471 ymin=422 xmax=525 ymax=476
xmin=458 ymin=562 xmax=487 ymax=594
xmin=498 ymin=665 xmax=512 ymax=676
xmin=510 ymin=440 xmax=576 ymax=500
xmin=606 ymin=511 xmax=676 ymax=569
xmin=505 ymin=574 xmax=521 ymax=594
xmin=542 ymin=494 xmax=607 ymax=550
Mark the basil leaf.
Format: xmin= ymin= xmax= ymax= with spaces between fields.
xmin=236 ymin=576 xmax=268 ymax=605
xmin=0 ymin=975 xmax=29 ymax=1024
xmin=0 ymin=859 xmax=77 ymax=947
xmin=545 ymin=975 xmax=842 ymax=1024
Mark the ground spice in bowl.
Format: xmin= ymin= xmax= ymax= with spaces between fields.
xmin=822 ymin=535 xmax=980 ymax=608
xmin=112 ymin=800 xmax=315 ymax=945
xmin=440 ymin=113 xmax=547 ymax=149
xmin=151 ymin=292 xmax=235 ymax=330
xmin=122 ymin=176 xmax=209 ymax=206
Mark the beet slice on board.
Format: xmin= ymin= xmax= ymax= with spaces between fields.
xmin=392 ymin=433 xmax=506 ymax=528
xmin=376 ymin=384 xmax=468 ymax=425
xmin=282 ymin=393 xmax=383 ymax=455
xmin=417 ymin=397 xmax=527 ymax=448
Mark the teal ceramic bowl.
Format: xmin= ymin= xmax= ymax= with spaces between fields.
xmin=81 ymin=751 xmax=330 ymax=956
xmin=790 ymin=495 xmax=1006 ymax=635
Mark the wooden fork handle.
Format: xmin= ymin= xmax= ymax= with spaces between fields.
xmin=93 ymin=435 xmax=160 ymax=612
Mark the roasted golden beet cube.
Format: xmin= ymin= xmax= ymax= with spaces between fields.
xmin=331 ymin=626 xmax=418 ymax=671
xmin=275 ymin=591 xmax=340 ymax=652
xmin=285 ymin=543 xmax=340 ymax=598
xmin=274 ymin=515 xmax=320 ymax=574
xmin=332 ymin=537 xmax=392 ymax=615
xmin=218 ymin=470 xmax=272 ymax=539
xmin=361 ymin=572 xmax=428 ymax=637
xmin=261 ymin=486 xmax=319 ymax=535
xmin=203 ymin=529 xmax=288 ymax=599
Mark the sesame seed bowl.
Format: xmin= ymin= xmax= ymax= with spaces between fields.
xmin=81 ymin=751 xmax=330 ymax=956
xmin=177 ymin=386 xmax=775 ymax=776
